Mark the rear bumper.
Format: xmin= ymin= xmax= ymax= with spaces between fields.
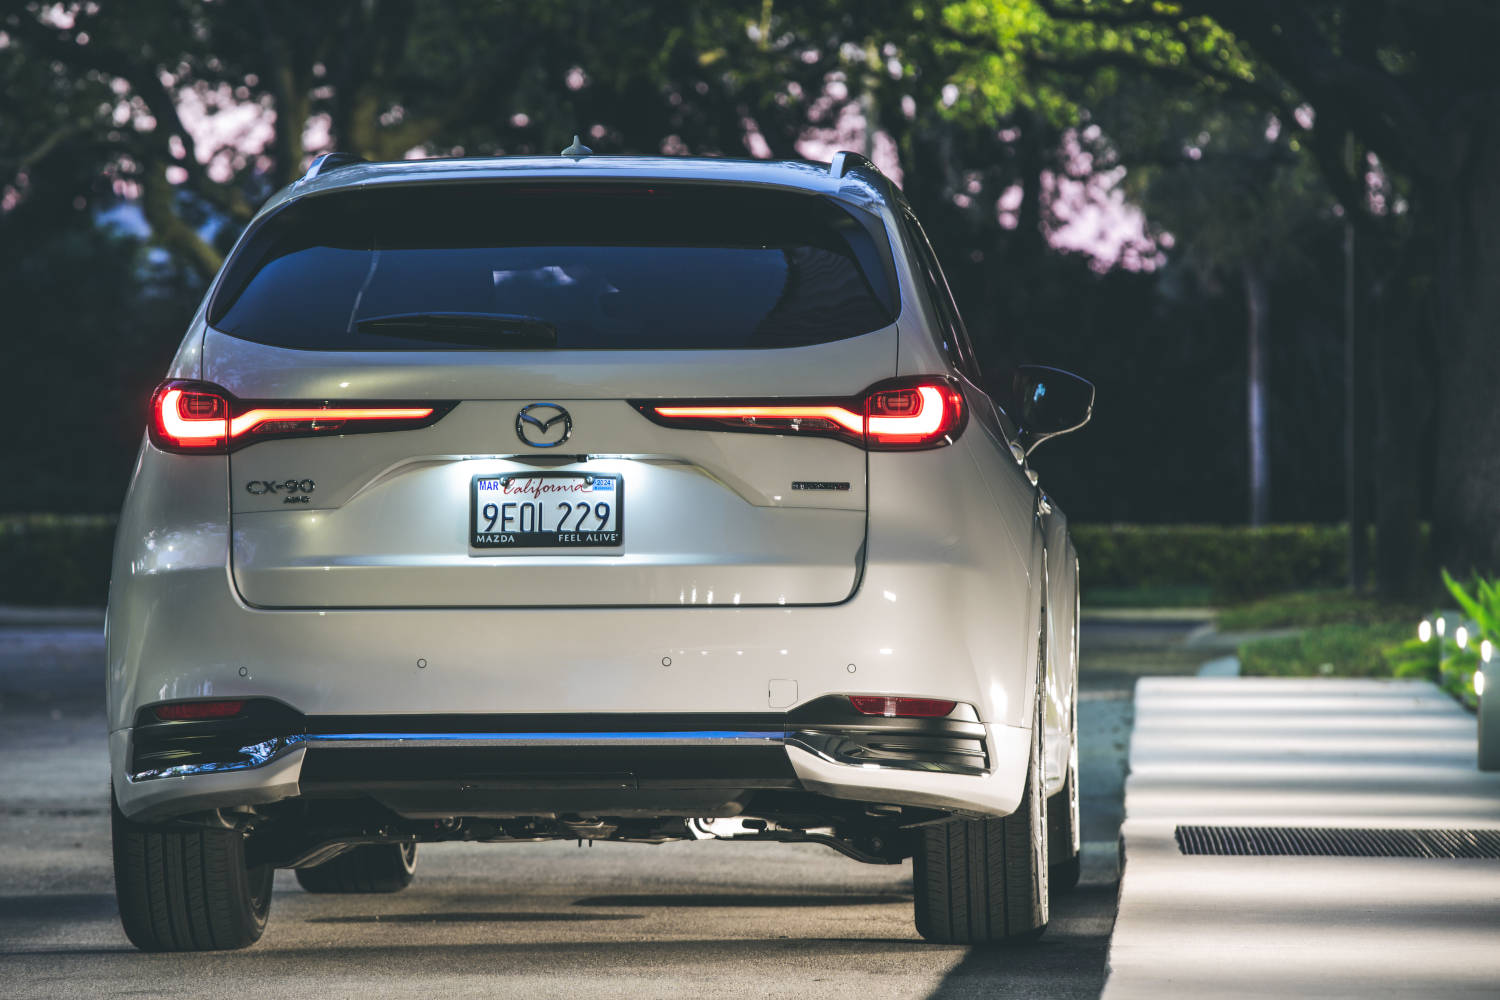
xmin=111 ymin=704 xmax=1029 ymax=822
xmin=108 ymin=442 xmax=1042 ymax=823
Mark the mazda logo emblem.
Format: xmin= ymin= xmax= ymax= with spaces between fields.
xmin=515 ymin=403 xmax=573 ymax=448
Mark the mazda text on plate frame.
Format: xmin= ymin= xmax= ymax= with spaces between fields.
xmin=106 ymin=148 xmax=1095 ymax=951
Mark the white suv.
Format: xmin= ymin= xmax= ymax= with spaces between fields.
xmin=107 ymin=150 xmax=1093 ymax=950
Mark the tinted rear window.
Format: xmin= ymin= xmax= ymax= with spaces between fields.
xmin=209 ymin=183 xmax=899 ymax=351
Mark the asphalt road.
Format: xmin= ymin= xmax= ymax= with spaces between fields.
xmin=0 ymin=615 xmax=1203 ymax=999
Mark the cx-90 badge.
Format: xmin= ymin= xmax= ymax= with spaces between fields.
xmin=245 ymin=478 xmax=315 ymax=504
xmin=515 ymin=403 xmax=572 ymax=448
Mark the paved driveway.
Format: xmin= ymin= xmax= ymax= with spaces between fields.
xmin=0 ymin=614 xmax=1200 ymax=998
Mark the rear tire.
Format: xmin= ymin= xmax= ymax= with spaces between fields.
xmin=295 ymin=843 xmax=418 ymax=893
xmin=914 ymin=681 xmax=1050 ymax=943
xmin=1048 ymin=672 xmax=1082 ymax=894
xmin=112 ymin=793 xmax=272 ymax=952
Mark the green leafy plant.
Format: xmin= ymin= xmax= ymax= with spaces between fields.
xmin=1443 ymin=570 xmax=1500 ymax=642
xmin=1434 ymin=570 xmax=1500 ymax=708
xmin=1384 ymin=634 xmax=1440 ymax=682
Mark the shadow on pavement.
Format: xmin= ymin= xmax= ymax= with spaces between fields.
xmin=8 ymin=937 xmax=948 ymax=961
xmin=308 ymin=911 xmax=643 ymax=924
xmin=572 ymin=892 xmax=911 ymax=908
xmin=924 ymin=884 xmax=1116 ymax=1000
xmin=0 ymin=893 xmax=116 ymax=922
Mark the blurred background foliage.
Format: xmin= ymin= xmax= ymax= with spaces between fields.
xmin=3 ymin=0 xmax=1498 ymax=604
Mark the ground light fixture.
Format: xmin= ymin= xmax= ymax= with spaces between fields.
xmin=1420 ymin=616 xmax=1496 ymax=768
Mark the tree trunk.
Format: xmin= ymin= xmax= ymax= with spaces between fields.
xmin=1244 ymin=260 xmax=1271 ymax=525
xmin=1371 ymin=244 xmax=1430 ymax=599
xmin=1344 ymin=219 xmax=1371 ymax=592
xmin=1432 ymin=125 xmax=1500 ymax=579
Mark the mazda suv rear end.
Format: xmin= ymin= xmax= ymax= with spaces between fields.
xmin=107 ymin=150 xmax=1093 ymax=950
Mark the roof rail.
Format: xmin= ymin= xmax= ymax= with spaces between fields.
xmin=300 ymin=152 xmax=366 ymax=184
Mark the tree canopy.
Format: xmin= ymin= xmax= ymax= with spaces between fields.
xmin=4 ymin=0 xmax=1496 ymax=583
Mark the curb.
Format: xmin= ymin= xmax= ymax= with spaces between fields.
xmin=1081 ymin=607 xmax=1218 ymax=624
xmin=0 ymin=606 xmax=106 ymax=627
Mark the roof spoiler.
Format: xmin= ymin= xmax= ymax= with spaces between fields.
xmin=828 ymin=150 xmax=901 ymax=205
xmin=299 ymin=152 xmax=366 ymax=184
xmin=828 ymin=150 xmax=880 ymax=180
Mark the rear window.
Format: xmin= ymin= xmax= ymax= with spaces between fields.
xmin=209 ymin=182 xmax=899 ymax=351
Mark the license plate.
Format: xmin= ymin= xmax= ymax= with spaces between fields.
xmin=471 ymin=473 xmax=622 ymax=549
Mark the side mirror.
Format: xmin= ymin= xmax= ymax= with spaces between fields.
xmin=1010 ymin=364 xmax=1094 ymax=454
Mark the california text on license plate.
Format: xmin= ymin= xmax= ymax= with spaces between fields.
xmin=471 ymin=473 xmax=622 ymax=549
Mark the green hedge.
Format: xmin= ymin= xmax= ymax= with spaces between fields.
xmin=1072 ymin=523 xmax=1349 ymax=602
xmin=0 ymin=514 xmax=117 ymax=606
xmin=1 ymin=515 xmax=1354 ymax=607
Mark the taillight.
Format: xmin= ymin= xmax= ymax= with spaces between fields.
xmin=154 ymin=700 xmax=245 ymax=721
xmin=149 ymin=380 xmax=452 ymax=454
xmin=151 ymin=385 xmax=231 ymax=450
xmin=634 ymin=376 xmax=965 ymax=450
xmin=650 ymin=402 xmax=865 ymax=439
xmin=866 ymin=383 xmax=964 ymax=448
xmin=848 ymin=696 xmax=958 ymax=718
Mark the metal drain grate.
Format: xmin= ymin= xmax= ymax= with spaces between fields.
xmin=1175 ymin=825 xmax=1500 ymax=859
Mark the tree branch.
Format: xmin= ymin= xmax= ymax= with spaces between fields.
xmin=13 ymin=123 xmax=82 ymax=173
xmin=7 ymin=11 xmax=255 ymax=221
xmin=139 ymin=163 xmax=224 ymax=280
xmin=1183 ymin=0 xmax=1446 ymax=180
xmin=1027 ymin=46 xmax=1282 ymax=118
xmin=1038 ymin=0 xmax=1187 ymax=32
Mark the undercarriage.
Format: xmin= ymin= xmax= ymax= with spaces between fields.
xmin=203 ymin=792 xmax=949 ymax=871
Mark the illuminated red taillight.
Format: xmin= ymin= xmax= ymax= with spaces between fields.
xmin=865 ymin=383 xmax=963 ymax=448
xmin=848 ymin=696 xmax=957 ymax=718
xmin=650 ymin=402 xmax=865 ymax=437
xmin=148 ymin=380 xmax=450 ymax=454
xmin=154 ymin=700 xmax=245 ymax=721
xmin=635 ymin=377 xmax=965 ymax=450
xmin=151 ymin=385 xmax=231 ymax=450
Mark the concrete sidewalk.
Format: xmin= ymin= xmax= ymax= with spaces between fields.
xmin=1104 ymin=678 xmax=1500 ymax=999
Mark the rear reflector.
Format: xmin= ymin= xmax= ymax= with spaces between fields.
xmin=154 ymin=700 xmax=245 ymax=721
xmin=848 ymin=696 xmax=957 ymax=718
xmin=149 ymin=380 xmax=452 ymax=454
xmin=634 ymin=376 xmax=965 ymax=451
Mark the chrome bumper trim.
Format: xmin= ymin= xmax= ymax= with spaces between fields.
xmin=305 ymin=730 xmax=786 ymax=748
